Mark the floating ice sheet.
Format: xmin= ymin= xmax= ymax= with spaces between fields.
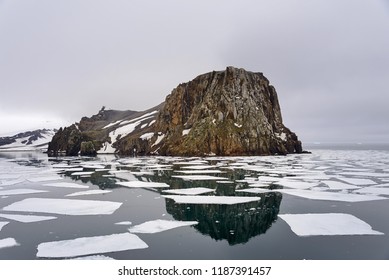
xmin=322 ymin=180 xmax=361 ymax=190
xmin=175 ymin=170 xmax=223 ymax=174
xmin=0 ymin=221 xmax=9 ymax=232
xmin=163 ymin=187 xmax=214 ymax=195
xmin=235 ymin=188 xmax=274 ymax=194
xmin=115 ymin=221 xmax=132 ymax=226
xmin=0 ymin=238 xmax=19 ymax=250
xmin=43 ymin=182 xmax=89 ymax=189
xmin=129 ymin=219 xmax=198 ymax=234
xmin=338 ymin=177 xmax=376 ymax=185
xmin=0 ymin=213 xmax=57 ymax=223
xmin=28 ymin=176 xmax=63 ymax=182
xmin=172 ymin=175 xmax=229 ymax=181
xmin=117 ymin=181 xmax=169 ymax=188
xmin=66 ymin=190 xmax=112 ymax=197
xmin=279 ymin=213 xmax=384 ymax=236
xmin=37 ymin=232 xmax=148 ymax=258
xmin=353 ymin=187 xmax=389 ymax=196
xmin=277 ymin=189 xmax=386 ymax=202
xmin=163 ymin=195 xmax=261 ymax=205
xmin=274 ymin=179 xmax=318 ymax=190
xmin=0 ymin=189 xmax=48 ymax=196
xmin=3 ymin=198 xmax=122 ymax=216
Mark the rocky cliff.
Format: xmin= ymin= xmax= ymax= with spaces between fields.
xmin=48 ymin=67 xmax=303 ymax=156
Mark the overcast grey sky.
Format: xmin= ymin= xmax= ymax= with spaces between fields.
xmin=1 ymin=0 xmax=388 ymax=144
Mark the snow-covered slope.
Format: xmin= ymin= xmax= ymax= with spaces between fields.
xmin=0 ymin=129 xmax=56 ymax=151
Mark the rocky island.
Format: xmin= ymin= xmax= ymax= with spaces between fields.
xmin=48 ymin=67 xmax=303 ymax=156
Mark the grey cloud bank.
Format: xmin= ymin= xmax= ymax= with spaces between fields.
xmin=1 ymin=0 xmax=388 ymax=143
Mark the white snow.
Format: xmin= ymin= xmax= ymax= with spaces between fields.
xmin=43 ymin=182 xmax=89 ymax=189
xmin=279 ymin=213 xmax=384 ymax=236
xmin=129 ymin=219 xmax=198 ymax=234
xmin=152 ymin=133 xmax=165 ymax=147
xmin=66 ymin=190 xmax=112 ymax=197
xmin=0 ymin=188 xmax=48 ymax=196
xmin=234 ymin=123 xmax=242 ymax=128
xmin=0 ymin=221 xmax=9 ymax=232
xmin=338 ymin=177 xmax=377 ymax=185
xmin=37 ymin=232 xmax=148 ymax=258
xmin=182 ymin=129 xmax=191 ymax=136
xmin=0 ymin=238 xmax=19 ymax=249
xmin=0 ymin=213 xmax=57 ymax=223
xmin=148 ymin=120 xmax=156 ymax=126
xmin=172 ymin=175 xmax=229 ymax=181
xmin=3 ymin=198 xmax=122 ymax=216
xmin=163 ymin=187 xmax=214 ymax=195
xmin=140 ymin=132 xmax=154 ymax=140
xmin=117 ymin=181 xmax=169 ymax=188
xmin=181 ymin=165 xmax=216 ymax=170
xmin=163 ymin=195 xmax=261 ymax=205
xmin=277 ymin=189 xmax=386 ymax=202
xmin=103 ymin=119 xmax=123 ymax=129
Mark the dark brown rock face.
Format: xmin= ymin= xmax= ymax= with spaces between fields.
xmin=152 ymin=66 xmax=302 ymax=156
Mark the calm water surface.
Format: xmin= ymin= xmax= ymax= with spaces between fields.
xmin=0 ymin=146 xmax=388 ymax=259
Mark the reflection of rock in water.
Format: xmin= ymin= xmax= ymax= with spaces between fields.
xmin=165 ymin=193 xmax=282 ymax=245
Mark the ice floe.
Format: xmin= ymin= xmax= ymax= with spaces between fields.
xmin=117 ymin=181 xmax=169 ymax=188
xmin=0 ymin=221 xmax=9 ymax=232
xmin=279 ymin=213 xmax=384 ymax=236
xmin=37 ymin=232 xmax=148 ymax=258
xmin=277 ymin=189 xmax=386 ymax=202
xmin=66 ymin=190 xmax=112 ymax=197
xmin=235 ymin=188 xmax=274 ymax=194
xmin=172 ymin=175 xmax=229 ymax=181
xmin=71 ymin=171 xmax=95 ymax=176
xmin=163 ymin=195 xmax=261 ymax=205
xmin=0 ymin=213 xmax=57 ymax=223
xmin=115 ymin=221 xmax=132 ymax=226
xmin=163 ymin=187 xmax=214 ymax=195
xmin=129 ymin=219 xmax=198 ymax=234
xmin=28 ymin=176 xmax=63 ymax=182
xmin=43 ymin=182 xmax=89 ymax=189
xmin=274 ymin=179 xmax=319 ymax=190
xmin=0 ymin=238 xmax=19 ymax=250
xmin=353 ymin=187 xmax=389 ymax=196
xmin=322 ymin=180 xmax=361 ymax=190
xmin=0 ymin=189 xmax=48 ymax=196
xmin=3 ymin=198 xmax=122 ymax=216
xmin=338 ymin=177 xmax=377 ymax=186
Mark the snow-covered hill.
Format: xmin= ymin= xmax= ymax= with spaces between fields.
xmin=0 ymin=129 xmax=56 ymax=151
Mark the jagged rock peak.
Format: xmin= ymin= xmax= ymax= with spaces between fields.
xmin=153 ymin=66 xmax=302 ymax=156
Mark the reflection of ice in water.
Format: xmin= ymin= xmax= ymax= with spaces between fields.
xmin=279 ymin=213 xmax=384 ymax=236
xmin=37 ymin=232 xmax=148 ymax=258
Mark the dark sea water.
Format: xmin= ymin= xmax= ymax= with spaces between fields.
xmin=0 ymin=144 xmax=388 ymax=260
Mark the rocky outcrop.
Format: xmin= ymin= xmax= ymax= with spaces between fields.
xmin=150 ymin=66 xmax=302 ymax=156
xmin=48 ymin=67 xmax=303 ymax=156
